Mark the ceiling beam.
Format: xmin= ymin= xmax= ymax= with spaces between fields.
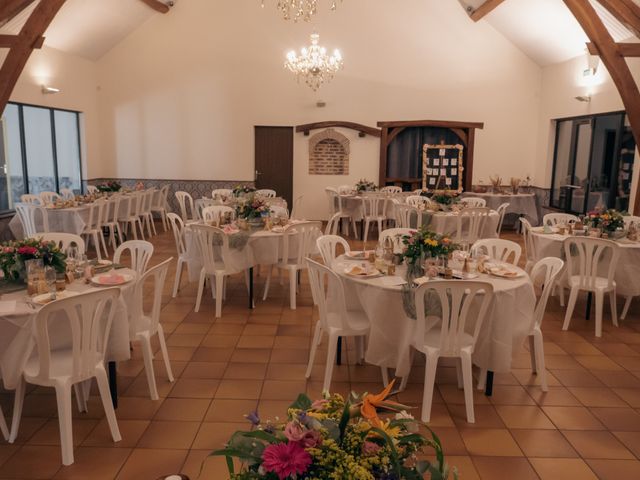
xmin=0 ymin=0 xmax=67 ymax=112
xmin=587 ymin=42 xmax=640 ymax=57
xmin=469 ymin=0 xmax=506 ymax=22
xmin=0 ymin=33 xmax=44 ymax=49
xmin=596 ymin=0 xmax=640 ymax=39
xmin=0 ymin=0 xmax=36 ymax=27
xmin=563 ymin=0 xmax=640 ymax=214
xmin=139 ymin=0 xmax=171 ymax=14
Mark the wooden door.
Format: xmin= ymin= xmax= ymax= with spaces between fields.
xmin=254 ymin=126 xmax=294 ymax=208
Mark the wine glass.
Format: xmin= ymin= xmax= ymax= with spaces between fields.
xmin=66 ymin=244 xmax=78 ymax=273
xmin=75 ymin=254 xmax=88 ymax=279
xmin=44 ymin=266 xmax=57 ymax=300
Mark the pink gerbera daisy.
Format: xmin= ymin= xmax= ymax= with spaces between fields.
xmin=261 ymin=441 xmax=312 ymax=480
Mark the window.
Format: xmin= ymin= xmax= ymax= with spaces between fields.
xmin=550 ymin=111 xmax=636 ymax=214
xmin=0 ymin=102 xmax=83 ymax=212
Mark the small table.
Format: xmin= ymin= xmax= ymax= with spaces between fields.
xmin=462 ymin=192 xmax=539 ymax=226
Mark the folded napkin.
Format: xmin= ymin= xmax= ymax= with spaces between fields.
xmin=222 ymin=225 xmax=240 ymax=234
xmin=0 ymin=300 xmax=17 ymax=315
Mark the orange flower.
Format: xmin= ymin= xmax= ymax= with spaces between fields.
xmin=360 ymin=380 xmax=405 ymax=428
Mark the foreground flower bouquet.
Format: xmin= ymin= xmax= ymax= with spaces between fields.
xmin=211 ymin=382 xmax=457 ymax=480
xmin=0 ymin=238 xmax=67 ymax=282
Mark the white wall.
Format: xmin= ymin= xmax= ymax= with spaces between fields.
xmin=95 ymin=0 xmax=542 ymax=219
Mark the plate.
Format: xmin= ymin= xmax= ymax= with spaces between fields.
xmin=90 ymin=272 xmax=134 ymax=286
xmin=32 ymin=290 xmax=79 ymax=305
xmin=488 ymin=267 xmax=523 ymax=279
xmin=345 ymin=250 xmax=373 ymax=260
xmin=452 ymin=271 xmax=479 ymax=279
xmin=344 ymin=265 xmax=382 ymax=278
xmin=97 ymin=259 xmax=113 ymax=266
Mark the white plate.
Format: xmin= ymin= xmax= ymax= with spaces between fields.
xmin=345 ymin=251 xmax=372 ymax=260
xmin=32 ymin=290 xmax=79 ymax=305
xmin=488 ymin=268 xmax=523 ymax=279
xmin=97 ymin=259 xmax=113 ymax=266
xmin=344 ymin=266 xmax=382 ymax=278
xmin=90 ymin=272 xmax=134 ymax=286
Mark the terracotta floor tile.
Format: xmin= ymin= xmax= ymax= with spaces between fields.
xmin=205 ymin=399 xmax=257 ymax=423
xmin=180 ymin=362 xmax=227 ymax=379
xmin=191 ymin=422 xmax=247 ymax=450
xmin=223 ymin=362 xmax=268 ymax=380
xmin=458 ymin=428 xmax=523 ymax=456
xmin=590 ymin=407 xmax=640 ymax=431
xmin=613 ymin=388 xmax=640 ymax=407
xmin=511 ymin=429 xmax=578 ymax=458
xmin=595 ymin=343 xmax=640 ymax=357
xmin=525 ymin=386 xmax=582 ymax=406
xmin=591 ymin=370 xmax=640 ymax=388
xmin=0 ymin=445 xmax=64 ymax=479
xmin=529 ymin=458 xmax=598 ymax=480
xmin=550 ymin=369 xmax=605 ymax=387
xmin=200 ymin=334 xmax=239 ymax=348
xmin=229 ymin=348 xmax=272 ymax=364
xmin=260 ymin=380 xmax=307 ymax=400
xmin=266 ymin=363 xmax=310 ymax=380
xmin=27 ymin=419 xmax=99 ymax=447
xmin=191 ymin=347 xmax=233 ymax=363
xmin=236 ymin=335 xmax=275 ymax=349
xmin=495 ymin=405 xmax=555 ymax=429
xmin=448 ymin=404 xmax=506 ymax=429
xmin=613 ymin=431 xmax=640 ymax=457
xmin=269 ymin=348 xmax=309 ymax=364
xmin=574 ymin=355 xmax=625 ymax=371
xmin=542 ymin=406 xmax=605 ymax=430
xmin=489 ymin=385 xmax=537 ymax=406
xmin=586 ymin=459 xmax=640 ymax=480
xmin=166 ymin=333 xmax=203 ymax=348
xmin=472 ymin=457 xmax=539 ymax=480
xmin=563 ymin=430 xmax=635 ymax=459
xmin=115 ymin=448 xmax=188 ymax=480
xmin=568 ymin=387 xmax=630 ymax=407
xmin=168 ymin=378 xmax=219 ymax=399
xmin=53 ymin=447 xmax=131 ymax=480
xmin=428 ymin=427 xmax=468 ymax=455
xmin=180 ymin=449 xmax=235 ymax=479
xmin=154 ymin=398 xmax=211 ymax=421
xmin=256 ymin=400 xmax=292 ymax=422
xmin=137 ymin=420 xmax=200 ymax=449
xmin=443 ymin=456 xmax=480 ymax=480
xmin=82 ymin=419 xmax=149 ymax=448
xmin=215 ymin=379 xmax=263 ymax=399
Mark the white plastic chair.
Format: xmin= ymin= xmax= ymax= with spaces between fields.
xmin=325 ymin=212 xmax=342 ymax=235
xmin=326 ymin=187 xmax=358 ymax=239
xmin=15 ymin=204 xmax=49 ymax=237
xmin=118 ymin=193 xmax=146 ymax=240
xmin=410 ymin=280 xmax=494 ymax=423
xmin=291 ymin=194 xmax=304 ymax=220
xmin=212 ymin=188 xmax=233 ymax=200
xmin=151 ymin=185 xmax=170 ymax=232
xmin=20 ymin=194 xmax=40 ymax=205
xmin=395 ymin=204 xmax=420 ymax=229
xmin=167 ymin=213 xmax=189 ymax=297
xmin=9 ymin=288 xmax=122 ymax=465
xmin=544 ymin=213 xmax=578 ymax=226
xmin=39 ymin=191 xmax=62 ymax=205
xmin=562 ymin=237 xmax=620 ymax=337
xmin=131 ymin=258 xmax=174 ymax=400
xmin=316 ymin=235 xmax=350 ymax=265
xmin=202 ymin=205 xmax=235 ymax=225
xmin=102 ymin=195 xmax=123 ymax=253
xmin=622 ymin=215 xmax=640 ymax=228
xmin=305 ymin=258 xmax=371 ymax=391
xmin=60 ymin=188 xmax=75 ymax=200
xmin=81 ymin=200 xmax=108 ymax=260
xmin=175 ymin=191 xmax=196 ymax=222
xmin=39 ymin=233 xmax=85 ymax=256
xmin=140 ymin=189 xmax=157 ymax=238
xmin=455 ymin=207 xmax=490 ymax=247
xmin=379 ymin=228 xmax=414 ymax=253
xmin=471 ymin=238 xmax=521 ymax=265
xmin=86 ymin=185 xmax=99 ymax=194
xmin=337 ymin=185 xmax=354 ymax=195
xmin=263 ymin=221 xmax=322 ymax=309
xmin=380 ymin=186 xmax=402 ymax=194
xmin=113 ymin=240 xmax=154 ymax=275
xmin=496 ymin=202 xmax=510 ymax=234
xmin=0 ymin=404 xmax=7 ymax=440
xmin=520 ymin=217 xmax=537 ymax=273
xmin=256 ymin=189 xmax=276 ymax=198
xmin=406 ymin=195 xmax=429 ymax=208
xmin=462 ymin=197 xmax=487 ymax=208
xmin=361 ymin=195 xmax=389 ymax=244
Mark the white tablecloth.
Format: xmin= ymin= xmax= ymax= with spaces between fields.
xmin=332 ymin=258 xmax=535 ymax=377
xmin=0 ymin=269 xmax=137 ymax=390
xmin=462 ymin=192 xmax=539 ymax=226
xmin=530 ymin=229 xmax=640 ymax=298
xmin=9 ymin=205 xmax=91 ymax=238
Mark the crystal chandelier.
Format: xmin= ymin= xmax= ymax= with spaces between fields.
xmin=285 ymin=33 xmax=344 ymax=91
xmin=261 ymin=0 xmax=341 ymax=22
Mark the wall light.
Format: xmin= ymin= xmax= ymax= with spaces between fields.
xmin=42 ymin=86 xmax=60 ymax=94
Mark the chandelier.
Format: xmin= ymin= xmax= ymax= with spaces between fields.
xmin=285 ymin=33 xmax=344 ymax=91
xmin=261 ymin=0 xmax=341 ymax=22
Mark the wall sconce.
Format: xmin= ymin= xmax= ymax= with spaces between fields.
xmin=575 ymin=95 xmax=591 ymax=103
xmin=42 ymin=86 xmax=60 ymax=94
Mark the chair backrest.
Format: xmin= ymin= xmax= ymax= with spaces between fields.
xmin=190 ymin=224 xmax=232 ymax=273
xmin=306 ymin=258 xmax=351 ymax=331
xmin=529 ymin=257 xmax=565 ymax=331
xmin=60 ymin=188 xmax=75 ymax=200
xmin=414 ymin=280 xmax=494 ymax=356
xmin=212 ymin=189 xmax=233 ymax=200
xmin=325 ymin=211 xmax=342 ymax=235
xmin=20 ymin=194 xmax=41 ymax=205
xmin=269 ymin=205 xmax=289 ymax=219
xmin=256 ymin=189 xmax=276 ymax=198
xmin=155 ymin=185 xmax=170 ymax=209
xmin=622 ymin=215 xmax=640 ymax=228
xmin=544 ymin=213 xmax=578 ymax=226
xmin=91 ymin=198 xmax=108 ymax=229
xmin=316 ymin=235 xmax=350 ymax=264
xmin=39 ymin=191 xmax=62 ymax=205
xmin=406 ymin=195 xmax=429 ymax=207
xmin=361 ymin=195 xmax=388 ymax=218
xmin=16 ymin=204 xmax=49 ymax=237
xmin=380 ymin=186 xmax=402 ymax=194
xmin=337 ymin=185 xmax=353 ymax=195
xmin=175 ymin=191 xmax=195 ymax=221
xmin=106 ymin=195 xmax=122 ymax=224
xmin=32 ymin=288 xmax=120 ymax=383
xmin=86 ymin=185 xmax=99 ymax=194
xmin=471 ymin=238 xmax=521 ymax=265
xmin=462 ymin=197 xmax=487 ymax=208
xmin=167 ymin=213 xmax=187 ymax=256
xmin=520 ymin=217 xmax=537 ymax=265
xmin=39 ymin=233 xmax=85 ymax=256
xmin=142 ymin=189 xmax=154 ymax=214
xmin=113 ymin=240 xmax=154 ymax=275
xmin=325 ymin=187 xmax=341 ymax=214
xmin=379 ymin=228 xmax=414 ymax=253
xmin=132 ymin=258 xmax=172 ymax=335
xmin=495 ymin=202 xmax=510 ymax=234
xmin=202 ymin=205 xmax=235 ymax=225
xmin=281 ymin=221 xmax=322 ymax=266
xmin=132 ymin=191 xmax=146 ymax=216
xmin=563 ymin=237 xmax=620 ymax=290
xmin=456 ymin=207 xmax=490 ymax=246
xmin=291 ymin=195 xmax=304 ymax=220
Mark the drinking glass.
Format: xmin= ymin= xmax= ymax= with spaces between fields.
xmin=44 ymin=266 xmax=57 ymax=300
xmin=66 ymin=245 xmax=78 ymax=273
xmin=75 ymin=254 xmax=88 ymax=279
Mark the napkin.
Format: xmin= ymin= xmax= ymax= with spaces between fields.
xmin=0 ymin=300 xmax=17 ymax=314
xmin=98 ymin=272 xmax=125 ymax=285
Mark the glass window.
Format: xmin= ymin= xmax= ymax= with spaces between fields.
xmin=1 ymin=104 xmax=25 ymax=209
xmin=54 ymin=110 xmax=81 ymax=193
xmin=23 ymin=106 xmax=56 ymax=195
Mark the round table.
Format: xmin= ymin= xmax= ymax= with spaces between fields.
xmin=461 ymin=192 xmax=539 ymax=226
xmin=331 ymin=256 xmax=535 ymax=378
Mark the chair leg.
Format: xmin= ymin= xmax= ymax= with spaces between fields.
xmin=172 ymin=259 xmax=184 ymax=298
xmin=215 ymin=273 xmax=224 ymax=318
xmin=54 ymin=382 xmax=74 ymax=465
xmin=420 ymin=352 xmax=439 ymax=423
xmin=381 ymin=367 xmax=389 ymax=387
xmin=562 ymin=287 xmax=579 ymax=331
xmin=194 ymin=269 xmax=206 ymax=312
xmin=455 ymin=359 xmax=463 ymax=389
xmin=73 ymin=383 xmax=88 ymax=413
xmin=157 ymin=324 xmax=174 ymax=382
xmin=528 ymin=335 xmax=537 ymax=374
xmin=262 ymin=266 xmax=273 ymax=301
xmin=558 ymin=286 xmax=565 ymax=307
xmin=288 ymin=268 xmax=297 ymax=310
xmin=0 ymin=404 xmax=8 ymax=441
xmin=94 ymin=366 xmax=121 ymax=443
xmin=8 ymin=377 xmax=25 ymax=443
xmin=595 ymin=290 xmax=604 ymax=338
xmin=621 ymin=296 xmax=633 ymax=320
xmin=92 ymin=232 xmax=102 ymax=261
xmin=323 ymin=333 xmax=339 ymax=392
xmin=476 ymin=368 xmax=487 ymax=391
xmin=139 ymin=335 xmax=159 ymax=400
xmin=533 ymin=330 xmax=548 ymax=392
xmin=460 ymin=351 xmax=475 ymax=423
xmin=99 ymin=232 xmax=109 ymax=259
xmin=609 ymin=290 xmax=618 ymax=327
xmin=351 ymin=219 xmax=359 ymax=239
xmin=363 ymin=220 xmax=370 ymax=244
xmin=305 ymin=322 xmax=322 ymax=378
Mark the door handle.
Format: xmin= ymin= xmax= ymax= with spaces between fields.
xmin=255 ymin=170 xmax=263 ymax=181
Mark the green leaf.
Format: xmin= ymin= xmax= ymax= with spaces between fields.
xmin=338 ymin=401 xmax=351 ymax=442
xmin=369 ymin=427 xmax=402 ymax=476
xmin=289 ymin=393 xmax=312 ymax=411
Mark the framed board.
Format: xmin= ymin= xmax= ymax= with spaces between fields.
xmin=422 ymin=143 xmax=464 ymax=193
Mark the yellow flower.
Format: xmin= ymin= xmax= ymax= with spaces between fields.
xmin=368 ymin=419 xmax=402 ymax=440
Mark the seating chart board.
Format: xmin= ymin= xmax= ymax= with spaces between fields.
xmin=421 ymin=143 xmax=464 ymax=193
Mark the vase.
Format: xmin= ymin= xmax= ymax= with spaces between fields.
xmin=405 ymin=261 xmax=424 ymax=283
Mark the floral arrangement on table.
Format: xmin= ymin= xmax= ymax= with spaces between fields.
xmin=401 ymin=228 xmax=459 ymax=266
xmin=584 ymin=209 xmax=626 ymax=234
xmin=233 ymin=185 xmax=257 ymax=197
xmin=211 ymin=382 xmax=456 ymax=480
xmin=510 ymin=177 xmax=521 ymax=194
xmin=356 ymin=179 xmax=378 ymax=193
xmin=489 ymin=175 xmax=502 ymax=193
xmin=96 ymin=181 xmax=121 ymax=193
xmin=235 ymin=195 xmax=269 ymax=220
xmin=430 ymin=192 xmax=459 ymax=207
xmin=0 ymin=238 xmax=67 ymax=282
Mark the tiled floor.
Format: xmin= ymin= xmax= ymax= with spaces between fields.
xmin=1 ymin=228 xmax=640 ymax=479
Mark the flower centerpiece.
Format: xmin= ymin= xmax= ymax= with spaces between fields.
xmin=96 ymin=181 xmax=121 ymax=193
xmin=356 ymin=179 xmax=378 ymax=193
xmin=489 ymin=175 xmax=502 ymax=194
xmin=584 ymin=209 xmax=626 ymax=234
xmin=430 ymin=192 xmax=459 ymax=209
xmin=212 ymin=382 xmax=457 ymax=480
xmin=235 ymin=194 xmax=269 ymax=223
xmin=401 ymin=228 xmax=459 ymax=266
xmin=233 ymin=185 xmax=257 ymax=197
xmin=0 ymin=238 xmax=67 ymax=282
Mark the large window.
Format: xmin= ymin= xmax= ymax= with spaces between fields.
xmin=550 ymin=111 xmax=636 ymax=214
xmin=0 ymin=102 xmax=83 ymax=212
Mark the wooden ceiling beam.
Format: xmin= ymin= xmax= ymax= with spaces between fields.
xmin=469 ymin=0 xmax=506 ymax=22
xmin=587 ymin=42 xmax=640 ymax=57
xmin=0 ymin=0 xmax=67 ymax=113
xmin=596 ymin=0 xmax=640 ymax=39
xmin=563 ymin=0 xmax=640 ymax=214
xmin=139 ymin=0 xmax=171 ymax=14
xmin=0 ymin=0 xmax=36 ymax=27
xmin=0 ymin=33 xmax=45 ymax=49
